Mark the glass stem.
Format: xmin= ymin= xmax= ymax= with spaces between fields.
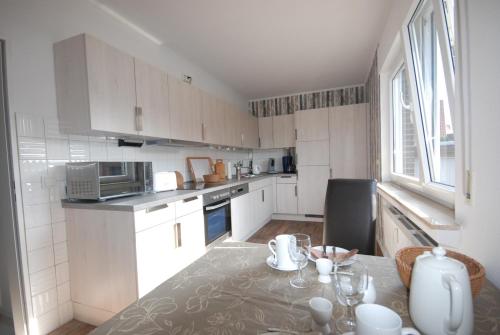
xmin=346 ymin=304 xmax=354 ymax=322
xmin=297 ymin=265 xmax=303 ymax=282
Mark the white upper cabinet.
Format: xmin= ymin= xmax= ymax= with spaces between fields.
xmin=201 ymin=92 xmax=225 ymax=145
xmin=54 ymin=34 xmax=137 ymax=136
xmin=329 ymin=103 xmax=369 ymax=178
xmin=134 ymin=59 xmax=170 ymax=138
xmin=169 ymin=77 xmax=203 ymax=142
xmin=224 ymin=103 xmax=243 ymax=147
xmin=242 ymin=113 xmax=259 ymax=149
xmin=295 ymin=108 xmax=330 ymax=141
xmin=258 ymin=117 xmax=274 ymax=149
xmin=273 ymin=114 xmax=296 ymax=148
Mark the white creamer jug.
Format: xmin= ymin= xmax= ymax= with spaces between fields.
xmin=409 ymin=247 xmax=473 ymax=335
xmin=268 ymin=234 xmax=296 ymax=270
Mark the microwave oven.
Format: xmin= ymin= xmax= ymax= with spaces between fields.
xmin=66 ymin=162 xmax=153 ymax=200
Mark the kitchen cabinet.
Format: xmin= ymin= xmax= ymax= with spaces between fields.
xmin=275 ymin=175 xmax=297 ymax=214
xmin=329 ymin=103 xmax=369 ymax=178
xmin=295 ymin=108 xmax=330 ymax=141
xmin=230 ymin=192 xmax=252 ymax=241
xmin=134 ymin=59 xmax=170 ymax=138
xmin=253 ymin=184 xmax=273 ymax=226
xmin=168 ymin=77 xmax=203 ymax=142
xmin=297 ymin=166 xmax=330 ymax=215
xmin=258 ymin=117 xmax=274 ymax=149
xmin=242 ymin=113 xmax=259 ymax=148
xmin=201 ymin=92 xmax=225 ymax=145
xmin=273 ymin=114 xmax=296 ymax=148
xmin=295 ymin=140 xmax=330 ymax=166
xmin=224 ymin=103 xmax=243 ymax=147
xmin=54 ymin=34 xmax=138 ymax=136
xmin=176 ymin=209 xmax=205 ymax=265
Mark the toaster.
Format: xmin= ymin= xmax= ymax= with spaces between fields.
xmin=153 ymin=172 xmax=178 ymax=192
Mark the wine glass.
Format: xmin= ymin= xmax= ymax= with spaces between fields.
xmin=288 ymin=233 xmax=311 ymax=288
xmin=333 ymin=259 xmax=368 ymax=333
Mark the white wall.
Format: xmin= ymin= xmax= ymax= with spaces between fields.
xmin=454 ymin=0 xmax=500 ymax=289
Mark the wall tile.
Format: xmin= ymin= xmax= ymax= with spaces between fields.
xmin=18 ymin=137 xmax=47 ymax=160
xmin=89 ymin=140 xmax=107 ymax=161
xmin=53 ymin=241 xmax=68 ymax=265
xmin=55 ymin=262 xmax=70 ymax=284
xmin=47 ymin=160 xmax=67 ymax=182
xmin=26 ymin=225 xmax=53 ymax=252
xmin=19 ymin=159 xmax=48 ymax=183
xmin=32 ymin=288 xmax=58 ymax=317
xmin=28 ymin=246 xmax=54 ymax=274
xmin=24 ymin=203 xmax=51 ymax=228
xmin=57 ymin=282 xmax=71 ymax=304
xmin=106 ymin=140 xmax=123 ymax=161
xmin=45 ymin=118 xmax=68 ymax=140
xmin=69 ymin=140 xmax=90 ymax=161
xmin=21 ymin=182 xmax=49 ymax=206
xmin=46 ymin=138 xmax=69 ymax=160
xmin=32 ymin=307 xmax=60 ymax=334
xmin=16 ymin=114 xmax=45 ymax=138
xmin=58 ymin=301 xmax=73 ymax=325
xmin=52 ymin=222 xmax=67 ymax=244
xmin=49 ymin=181 xmax=67 ymax=202
xmin=50 ymin=201 xmax=66 ymax=223
xmin=30 ymin=267 xmax=57 ymax=297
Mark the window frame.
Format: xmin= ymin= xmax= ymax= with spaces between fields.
xmin=390 ymin=0 xmax=456 ymax=207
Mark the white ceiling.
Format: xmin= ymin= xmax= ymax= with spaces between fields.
xmin=99 ymin=0 xmax=393 ymax=99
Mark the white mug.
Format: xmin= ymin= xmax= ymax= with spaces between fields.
xmin=268 ymin=234 xmax=296 ymax=270
xmin=355 ymin=304 xmax=420 ymax=335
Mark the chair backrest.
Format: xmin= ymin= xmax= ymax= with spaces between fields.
xmin=323 ymin=179 xmax=377 ymax=255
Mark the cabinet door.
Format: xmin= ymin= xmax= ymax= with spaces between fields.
xmin=230 ymin=193 xmax=251 ymax=241
xmin=86 ymin=35 xmax=137 ymax=135
xmin=273 ymin=114 xmax=296 ymax=148
xmin=177 ymin=210 xmax=206 ymax=265
xmin=242 ymin=113 xmax=259 ymax=149
xmin=258 ymin=117 xmax=274 ymax=149
xmin=169 ymin=77 xmax=203 ymax=142
xmin=329 ymin=104 xmax=369 ymax=178
xmin=297 ymin=166 xmax=330 ymax=215
xmin=263 ymin=185 xmax=274 ymax=220
xmin=202 ymin=93 xmax=225 ymax=145
xmin=135 ymin=221 xmax=175 ymax=298
xmin=276 ymin=183 xmax=298 ymax=214
xmin=296 ymin=140 xmax=330 ymax=166
xmin=134 ymin=59 xmax=170 ymax=138
xmin=295 ymin=108 xmax=330 ymax=141
xmin=224 ymin=103 xmax=243 ymax=147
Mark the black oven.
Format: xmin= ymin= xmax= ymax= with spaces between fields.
xmin=203 ymin=188 xmax=231 ymax=245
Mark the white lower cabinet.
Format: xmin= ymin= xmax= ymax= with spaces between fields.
xmin=297 ymin=166 xmax=330 ymax=215
xmin=276 ymin=183 xmax=298 ymax=214
xmin=177 ymin=209 xmax=206 ymax=265
xmin=230 ymin=192 xmax=252 ymax=241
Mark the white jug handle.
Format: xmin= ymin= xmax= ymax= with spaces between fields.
xmin=401 ymin=328 xmax=420 ymax=335
xmin=442 ymin=274 xmax=464 ymax=332
xmin=268 ymin=239 xmax=277 ymax=259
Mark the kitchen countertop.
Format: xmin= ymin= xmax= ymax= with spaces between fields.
xmin=61 ymin=173 xmax=293 ymax=212
xmin=89 ymin=242 xmax=500 ymax=335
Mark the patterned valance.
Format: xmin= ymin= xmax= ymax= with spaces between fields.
xmin=249 ymin=85 xmax=366 ymax=117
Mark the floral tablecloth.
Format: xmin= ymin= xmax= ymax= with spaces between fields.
xmin=90 ymin=242 xmax=500 ymax=335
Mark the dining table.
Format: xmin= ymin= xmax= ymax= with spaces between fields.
xmin=90 ymin=241 xmax=500 ymax=335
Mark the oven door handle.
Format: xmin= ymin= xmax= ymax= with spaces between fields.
xmin=205 ymin=200 xmax=230 ymax=211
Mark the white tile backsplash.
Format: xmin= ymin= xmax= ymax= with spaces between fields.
xmin=89 ymin=140 xmax=107 ymax=161
xmin=32 ymin=288 xmax=58 ymax=317
xmin=16 ymin=114 xmax=45 ymax=138
xmin=19 ymin=159 xmax=48 ymax=183
xmin=54 ymin=242 xmax=68 ymax=265
xmin=69 ymin=139 xmax=90 ymax=161
xmin=47 ymin=160 xmax=67 ymax=182
xmin=46 ymin=138 xmax=70 ymax=160
xmin=21 ymin=182 xmax=50 ymax=206
xmin=28 ymin=246 xmax=54 ymax=274
xmin=50 ymin=201 xmax=66 ymax=223
xmin=26 ymin=225 xmax=53 ymax=251
xmin=55 ymin=262 xmax=70 ymax=285
xmin=30 ymin=267 xmax=57 ymax=297
xmin=106 ymin=139 xmax=124 ymax=161
xmin=18 ymin=137 xmax=47 ymax=160
xmin=24 ymin=203 xmax=51 ymax=228
xmin=52 ymin=222 xmax=67 ymax=244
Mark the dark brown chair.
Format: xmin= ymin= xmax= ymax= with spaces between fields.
xmin=323 ymin=179 xmax=377 ymax=255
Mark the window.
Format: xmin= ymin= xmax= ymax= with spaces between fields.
xmin=441 ymin=0 xmax=456 ymax=68
xmin=392 ymin=65 xmax=420 ymax=179
xmin=408 ymin=0 xmax=455 ymax=187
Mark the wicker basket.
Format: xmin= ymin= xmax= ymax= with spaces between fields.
xmin=395 ymin=247 xmax=486 ymax=298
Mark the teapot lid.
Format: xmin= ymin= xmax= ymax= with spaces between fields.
xmin=419 ymin=247 xmax=466 ymax=272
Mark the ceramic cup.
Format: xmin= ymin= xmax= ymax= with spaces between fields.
xmin=268 ymin=234 xmax=295 ymax=270
xmin=316 ymin=258 xmax=333 ymax=283
xmin=355 ymin=304 xmax=420 ymax=335
xmin=309 ymin=297 xmax=333 ymax=335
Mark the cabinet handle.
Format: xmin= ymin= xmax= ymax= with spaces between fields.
xmin=201 ymin=122 xmax=205 ymax=141
xmin=261 ymin=189 xmax=264 ymax=202
xmin=183 ymin=196 xmax=198 ymax=203
xmin=258 ymin=137 xmax=261 ymax=148
xmin=135 ymin=106 xmax=143 ymax=131
xmin=294 ymin=185 xmax=297 ymax=196
xmin=329 ymin=168 xmax=332 ymax=178
xmin=174 ymin=223 xmax=182 ymax=248
xmin=145 ymin=203 xmax=168 ymax=213
xmin=280 ymin=175 xmax=292 ymax=179
xmin=295 ymin=129 xmax=297 ymax=140
xmin=241 ymin=133 xmax=244 ymax=146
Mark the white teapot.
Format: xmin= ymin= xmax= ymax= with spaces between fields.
xmin=409 ymin=247 xmax=473 ymax=335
